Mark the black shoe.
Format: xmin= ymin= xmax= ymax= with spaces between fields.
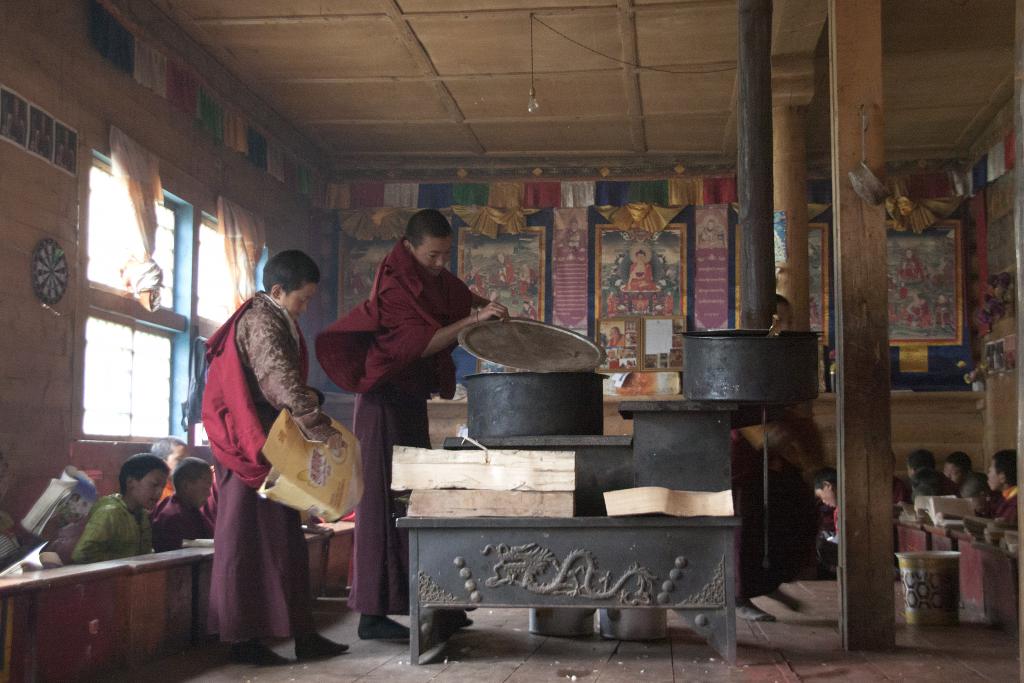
xmin=358 ymin=614 xmax=410 ymax=641
xmin=229 ymin=640 xmax=291 ymax=666
xmin=295 ymin=633 xmax=350 ymax=661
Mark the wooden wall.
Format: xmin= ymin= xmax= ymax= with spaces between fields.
xmin=0 ymin=1 xmax=320 ymax=519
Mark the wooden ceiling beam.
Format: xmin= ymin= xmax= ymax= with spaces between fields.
xmin=380 ymin=0 xmax=486 ymax=154
xmin=303 ymin=112 xmax=727 ymax=125
xmin=617 ymin=0 xmax=647 ymax=153
xmin=188 ymin=5 xmax=625 ymax=26
xmin=191 ymin=13 xmax=384 ymax=26
xmin=258 ymin=60 xmax=739 ymax=84
xmin=953 ymin=72 xmax=1013 ymax=150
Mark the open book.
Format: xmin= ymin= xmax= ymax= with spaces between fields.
xmin=0 ymin=542 xmax=50 ymax=578
xmin=21 ymin=467 xmax=97 ymax=537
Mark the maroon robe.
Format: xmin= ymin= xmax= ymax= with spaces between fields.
xmin=202 ymin=295 xmax=324 ymax=642
xmin=150 ymin=494 xmax=214 ymax=553
xmin=731 ymin=431 xmax=817 ymax=600
xmin=317 ymin=241 xmax=472 ymax=615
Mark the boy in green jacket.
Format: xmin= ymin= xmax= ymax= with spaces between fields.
xmin=72 ymin=453 xmax=169 ymax=563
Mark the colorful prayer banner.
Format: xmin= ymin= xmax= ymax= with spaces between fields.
xmin=560 ymin=181 xmax=595 ymax=208
xmin=383 ymin=182 xmax=419 ymax=208
xmin=551 ymin=208 xmax=590 ymax=333
xmin=693 ymin=205 xmax=730 ymax=330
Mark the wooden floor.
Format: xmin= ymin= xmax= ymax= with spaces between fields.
xmin=99 ymin=581 xmax=1018 ymax=682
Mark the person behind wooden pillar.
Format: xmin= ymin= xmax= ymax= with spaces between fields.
xmin=828 ymin=0 xmax=894 ymax=651
xmin=1013 ymin=2 xmax=1024 ymax=678
xmin=316 ymin=210 xmax=509 ymax=641
xmin=773 ymin=105 xmax=811 ymax=331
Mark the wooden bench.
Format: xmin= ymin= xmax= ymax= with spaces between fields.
xmin=898 ymin=524 xmax=1019 ymax=633
xmin=0 ymin=522 xmax=355 ymax=682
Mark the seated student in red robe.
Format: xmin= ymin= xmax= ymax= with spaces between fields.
xmin=203 ymin=250 xmax=348 ymax=665
xmin=151 ymin=457 xmax=215 ymax=552
xmin=317 ymin=209 xmax=508 ymax=641
xmin=986 ymin=449 xmax=1018 ymax=524
xmin=151 ymin=437 xmax=189 ymax=502
xmin=906 ymin=449 xmax=958 ymax=499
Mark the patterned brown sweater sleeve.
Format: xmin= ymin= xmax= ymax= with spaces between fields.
xmin=236 ymin=297 xmax=337 ymax=442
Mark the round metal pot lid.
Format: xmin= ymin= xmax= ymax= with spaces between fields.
xmin=458 ymin=318 xmax=606 ymax=372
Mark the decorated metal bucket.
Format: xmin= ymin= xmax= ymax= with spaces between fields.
xmin=895 ymin=551 xmax=961 ymax=625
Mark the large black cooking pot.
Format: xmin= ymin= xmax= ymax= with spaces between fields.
xmin=683 ymin=330 xmax=819 ymax=403
xmin=464 ymin=371 xmax=604 ymax=438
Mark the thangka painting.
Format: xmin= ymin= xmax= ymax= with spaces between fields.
xmin=458 ymin=227 xmax=545 ymax=321
xmin=597 ymin=318 xmax=641 ymax=371
xmin=808 ymin=223 xmax=830 ymax=344
xmin=887 ymin=221 xmax=963 ymax=345
xmin=339 ymin=238 xmax=392 ymax=315
xmin=596 ymin=225 xmax=684 ymax=318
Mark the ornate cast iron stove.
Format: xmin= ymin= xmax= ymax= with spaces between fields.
xmin=402 ymin=400 xmax=751 ymax=664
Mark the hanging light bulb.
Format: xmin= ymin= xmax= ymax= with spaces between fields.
xmin=527 ymin=86 xmax=540 ymax=114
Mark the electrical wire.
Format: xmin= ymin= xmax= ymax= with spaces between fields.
xmin=531 ymin=15 xmax=737 ymax=76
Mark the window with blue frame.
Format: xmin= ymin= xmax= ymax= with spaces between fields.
xmin=82 ymin=153 xmax=193 ymax=439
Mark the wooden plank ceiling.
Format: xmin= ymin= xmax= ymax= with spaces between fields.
xmin=151 ymin=0 xmax=1012 ymax=176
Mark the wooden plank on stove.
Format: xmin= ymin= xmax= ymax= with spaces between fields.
xmin=392 ymin=447 xmax=575 ymax=491
xmin=408 ymin=490 xmax=574 ymax=518
xmin=604 ymin=487 xmax=734 ymax=517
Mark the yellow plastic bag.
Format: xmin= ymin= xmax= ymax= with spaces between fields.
xmin=259 ymin=410 xmax=363 ymax=522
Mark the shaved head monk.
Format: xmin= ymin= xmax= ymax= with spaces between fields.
xmin=318 ymin=209 xmax=508 ymax=640
xmin=203 ymin=250 xmax=349 ymax=665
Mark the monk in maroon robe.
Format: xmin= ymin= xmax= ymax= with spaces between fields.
xmin=202 ymin=250 xmax=349 ymax=665
xmin=731 ymin=425 xmax=818 ymax=622
xmin=150 ymin=457 xmax=215 ymax=552
xmin=318 ymin=209 xmax=508 ymax=640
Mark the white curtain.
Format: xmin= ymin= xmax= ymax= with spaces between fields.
xmin=217 ymin=196 xmax=267 ymax=307
xmin=110 ymin=126 xmax=163 ymax=310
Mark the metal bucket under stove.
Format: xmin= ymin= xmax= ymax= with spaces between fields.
xmin=683 ymin=330 xmax=819 ymax=404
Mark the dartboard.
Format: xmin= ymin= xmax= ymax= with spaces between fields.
xmin=31 ymin=238 xmax=69 ymax=305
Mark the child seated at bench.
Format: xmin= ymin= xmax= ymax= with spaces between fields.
xmin=987 ymin=449 xmax=1018 ymax=524
xmin=943 ymin=451 xmax=989 ymax=499
xmin=151 ymin=437 xmax=189 ymax=502
xmin=813 ymin=467 xmax=838 ymax=579
xmin=71 ymin=454 xmax=168 ymax=563
xmin=907 ymin=449 xmax=957 ymax=499
xmin=151 ymin=457 xmax=215 ymax=552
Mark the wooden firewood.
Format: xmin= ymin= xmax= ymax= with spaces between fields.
xmin=603 ymin=487 xmax=734 ymax=517
xmin=407 ymin=490 xmax=574 ymax=518
xmin=391 ymin=447 xmax=575 ymax=492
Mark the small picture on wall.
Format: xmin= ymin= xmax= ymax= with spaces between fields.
xmin=597 ymin=318 xmax=641 ymax=371
xmin=0 ymin=87 xmax=28 ymax=147
xmin=642 ymin=317 xmax=686 ymax=370
xmin=986 ymin=339 xmax=1006 ymax=373
xmin=27 ymin=105 xmax=54 ymax=162
xmin=53 ymin=121 xmax=77 ymax=175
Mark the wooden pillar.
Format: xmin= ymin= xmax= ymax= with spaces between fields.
xmin=827 ymin=0 xmax=894 ymax=651
xmin=1014 ymin=0 xmax=1024 ymax=677
xmin=773 ymin=105 xmax=810 ymax=330
xmin=737 ymin=0 xmax=775 ymax=329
